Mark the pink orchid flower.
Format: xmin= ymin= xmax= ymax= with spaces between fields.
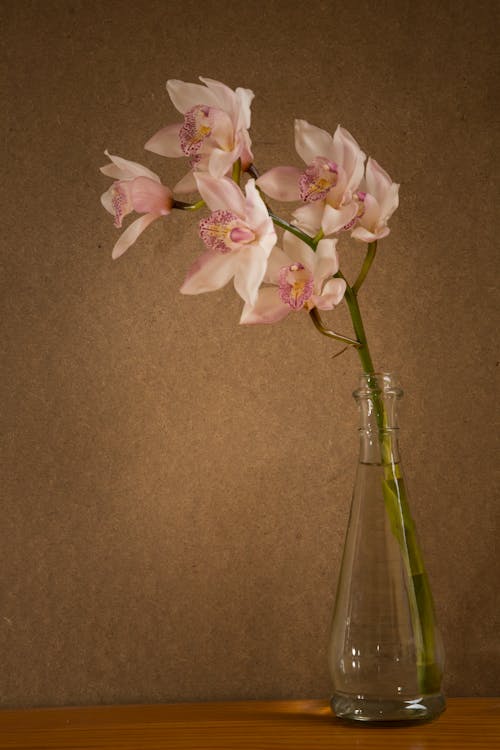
xmin=348 ymin=158 xmax=400 ymax=242
xmin=240 ymin=231 xmax=346 ymax=325
xmin=180 ymin=174 xmax=276 ymax=306
xmin=100 ymin=151 xmax=173 ymax=259
xmin=257 ymin=119 xmax=366 ymax=236
xmin=144 ymin=77 xmax=254 ymax=194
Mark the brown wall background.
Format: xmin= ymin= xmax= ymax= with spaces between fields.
xmin=1 ymin=0 xmax=498 ymax=708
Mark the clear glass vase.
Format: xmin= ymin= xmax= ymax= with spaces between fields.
xmin=328 ymin=373 xmax=445 ymax=723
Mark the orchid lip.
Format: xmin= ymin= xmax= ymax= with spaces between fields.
xmin=111 ymin=184 xmax=131 ymax=228
xmin=278 ymin=262 xmax=314 ymax=310
xmin=230 ymin=226 xmax=255 ymax=243
xmin=341 ymin=191 xmax=367 ymax=232
xmin=299 ymin=157 xmax=339 ymax=203
xmin=179 ymin=105 xmax=213 ymax=157
xmin=199 ymin=209 xmax=255 ymax=254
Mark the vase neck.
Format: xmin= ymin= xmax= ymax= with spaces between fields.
xmin=353 ymin=372 xmax=403 ymax=465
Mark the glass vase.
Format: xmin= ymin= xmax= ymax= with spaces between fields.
xmin=328 ymin=372 xmax=445 ymax=723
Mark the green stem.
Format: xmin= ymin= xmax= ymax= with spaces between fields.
xmin=342 ymin=286 xmax=441 ymax=694
xmin=341 ymin=280 xmax=375 ymax=375
xmin=309 ymin=308 xmax=361 ymax=349
xmin=232 ymin=158 xmax=242 ymax=185
xmin=172 ymin=199 xmax=205 ymax=211
xmin=268 ymin=213 xmax=316 ymax=250
xmin=352 ymin=241 xmax=377 ymax=294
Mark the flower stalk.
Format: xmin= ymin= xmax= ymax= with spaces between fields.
xmin=100 ymin=75 xmax=440 ymax=697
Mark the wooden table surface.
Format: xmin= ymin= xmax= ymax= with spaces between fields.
xmin=0 ymin=697 xmax=498 ymax=749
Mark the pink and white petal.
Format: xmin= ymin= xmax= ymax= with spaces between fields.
xmin=294 ymin=119 xmax=333 ymax=164
xmin=282 ymin=231 xmax=315 ymax=269
xmin=258 ymin=224 xmax=279 ymax=258
xmin=100 ymin=188 xmax=114 ymax=216
xmin=365 ymin=157 xmax=393 ymax=200
xmin=375 ymin=226 xmax=390 ymax=240
xmin=130 ymin=177 xmax=173 ymax=215
xmin=144 ymin=123 xmax=183 ymax=157
xmin=356 ymin=194 xmax=381 ymax=236
xmin=199 ymin=77 xmax=238 ymax=119
xmin=322 ymin=202 xmax=357 ymax=235
xmin=174 ymin=170 xmax=199 ymax=194
xmin=233 ymin=247 xmax=269 ymax=306
xmin=351 ymin=225 xmax=387 ymax=243
xmin=235 ymin=87 xmax=255 ymax=129
xmin=256 ymin=166 xmax=302 ymax=201
xmin=111 ymin=213 xmax=159 ymax=260
xmin=207 ymin=147 xmax=237 ymax=179
xmin=238 ymin=129 xmax=254 ymax=169
xmin=244 ymin=179 xmax=272 ymax=230
xmin=331 ymin=127 xmax=365 ymax=189
xmin=100 ymin=163 xmax=126 ymax=180
xmin=208 ymin=109 xmax=237 ymax=152
xmin=103 ymin=151 xmax=160 ymax=182
xmin=379 ymin=182 xmax=400 ymax=223
xmin=314 ymin=277 xmax=347 ymax=309
xmin=181 ymin=249 xmax=237 ymax=295
xmin=313 ymin=238 xmax=339 ymax=287
xmin=195 ymin=174 xmax=246 ymax=215
xmin=292 ymin=202 xmax=325 ymax=234
xmin=166 ymin=79 xmax=220 ymax=114
xmin=264 ymin=246 xmax=292 ymax=283
xmin=240 ymin=287 xmax=290 ymax=325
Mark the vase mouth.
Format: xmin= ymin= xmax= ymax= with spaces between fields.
xmin=353 ymin=371 xmax=403 ymax=400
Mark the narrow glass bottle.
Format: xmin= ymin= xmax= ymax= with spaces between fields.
xmin=328 ymin=373 xmax=445 ymax=722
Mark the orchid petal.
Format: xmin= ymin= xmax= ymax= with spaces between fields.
xmin=365 ymin=157 xmax=393 ymax=199
xmin=102 ymin=151 xmax=160 ymax=182
xmin=199 ymin=77 xmax=238 ymax=119
xmin=235 ymin=87 xmax=254 ymax=129
xmin=233 ymin=247 xmax=269 ymax=306
xmin=144 ymin=123 xmax=183 ymax=157
xmin=295 ymin=119 xmax=334 ymax=164
xmin=264 ymin=246 xmax=292 ymax=283
xmin=351 ymin=225 xmax=390 ymax=242
xmin=257 ymin=167 xmax=302 ymax=201
xmin=100 ymin=188 xmax=114 ymax=215
xmin=130 ymin=177 xmax=173 ymax=215
xmin=314 ymin=238 xmax=339 ymax=288
xmin=358 ymin=193 xmax=381 ymax=230
xmin=240 ymin=287 xmax=290 ymax=325
xmin=282 ymin=231 xmax=315 ymax=269
xmin=244 ymin=179 xmax=273 ymax=232
xmin=195 ymin=174 xmax=246 ymax=215
xmin=181 ymin=249 xmax=237 ymax=295
xmin=331 ymin=126 xmax=366 ymax=191
xmin=111 ymin=213 xmax=158 ymax=260
xmin=292 ymin=202 xmax=324 ymax=234
xmin=166 ymin=79 xmax=221 ymax=114
xmin=379 ymin=182 xmax=400 ymax=223
xmin=322 ymin=202 xmax=357 ymax=235
xmin=314 ymin=278 xmax=347 ymax=309
xmin=100 ymin=164 xmax=126 ymax=180
xmin=207 ymin=146 xmax=238 ymax=179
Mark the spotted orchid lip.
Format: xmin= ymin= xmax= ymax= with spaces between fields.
xmin=199 ymin=210 xmax=256 ymax=254
xmin=341 ymin=191 xmax=367 ymax=232
xmin=111 ymin=183 xmax=133 ymax=228
xmin=278 ymin=263 xmax=314 ymax=310
xmin=299 ymin=157 xmax=339 ymax=203
xmin=179 ymin=105 xmax=214 ymax=157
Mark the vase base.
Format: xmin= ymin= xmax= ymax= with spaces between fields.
xmin=330 ymin=691 xmax=446 ymax=724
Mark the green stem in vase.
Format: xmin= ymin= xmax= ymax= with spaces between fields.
xmin=344 ymin=285 xmax=441 ymax=694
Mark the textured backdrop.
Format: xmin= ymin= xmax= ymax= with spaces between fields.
xmin=1 ymin=0 xmax=498 ymax=707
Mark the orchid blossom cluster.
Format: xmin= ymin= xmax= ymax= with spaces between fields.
xmin=101 ymin=77 xmax=398 ymax=356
